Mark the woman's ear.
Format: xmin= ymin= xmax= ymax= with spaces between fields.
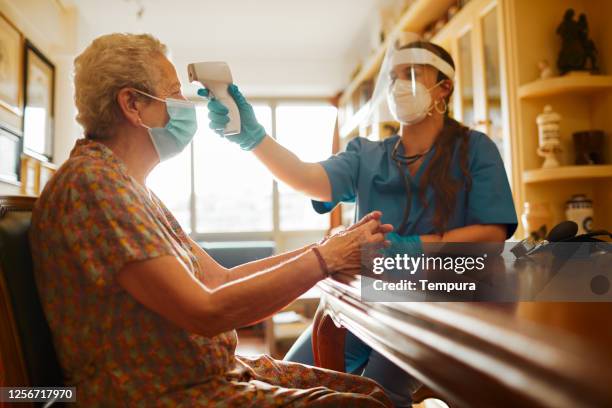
xmin=439 ymin=79 xmax=453 ymax=99
xmin=116 ymin=88 xmax=143 ymax=127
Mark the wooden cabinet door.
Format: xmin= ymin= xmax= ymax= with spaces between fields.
xmin=443 ymin=0 xmax=513 ymax=181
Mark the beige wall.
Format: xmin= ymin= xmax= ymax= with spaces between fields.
xmin=0 ymin=0 xmax=90 ymax=195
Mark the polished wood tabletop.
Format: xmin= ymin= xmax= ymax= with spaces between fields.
xmin=312 ymin=249 xmax=612 ymax=408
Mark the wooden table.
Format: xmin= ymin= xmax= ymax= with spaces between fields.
xmin=312 ymin=252 xmax=612 ymax=408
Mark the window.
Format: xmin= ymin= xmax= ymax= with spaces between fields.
xmin=147 ymin=99 xmax=337 ymax=240
xmin=275 ymin=104 xmax=336 ymax=230
xmin=193 ymin=105 xmax=274 ymax=233
xmin=147 ymin=143 xmax=192 ymax=232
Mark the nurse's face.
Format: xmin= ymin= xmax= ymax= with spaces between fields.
xmin=390 ymin=64 xmax=451 ymax=103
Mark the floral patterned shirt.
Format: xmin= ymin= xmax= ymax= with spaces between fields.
xmin=31 ymin=139 xmax=238 ymax=405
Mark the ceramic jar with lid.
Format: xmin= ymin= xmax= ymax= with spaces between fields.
xmin=565 ymin=194 xmax=593 ymax=234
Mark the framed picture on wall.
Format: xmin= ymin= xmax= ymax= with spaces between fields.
xmin=23 ymin=40 xmax=54 ymax=161
xmin=0 ymin=13 xmax=23 ymax=116
xmin=18 ymin=153 xmax=57 ymax=196
xmin=19 ymin=153 xmax=39 ymax=195
xmin=0 ymin=126 xmax=21 ymax=184
xmin=0 ymin=13 xmax=24 ymax=134
xmin=38 ymin=160 xmax=57 ymax=192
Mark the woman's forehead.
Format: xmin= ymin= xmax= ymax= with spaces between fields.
xmin=155 ymin=55 xmax=182 ymax=95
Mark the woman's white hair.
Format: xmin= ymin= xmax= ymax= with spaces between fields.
xmin=74 ymin=33 xmax=168 ymax=139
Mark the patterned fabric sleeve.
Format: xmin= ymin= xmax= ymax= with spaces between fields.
xmin=62 ymin=161 xmax=176 ymax=289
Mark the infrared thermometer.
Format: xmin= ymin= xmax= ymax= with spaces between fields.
xmin=187 ymin=61 xmax=241 ymax=136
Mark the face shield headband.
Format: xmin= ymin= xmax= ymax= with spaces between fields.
xmin=389 ymin=48 xmax=455 ymax=80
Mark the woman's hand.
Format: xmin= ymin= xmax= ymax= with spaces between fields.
xmin=317 ymin=213 xmax=393 ymax=276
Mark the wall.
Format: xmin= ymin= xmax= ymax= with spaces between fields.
xmin=0 ymin=0 xmax=90 ymax=195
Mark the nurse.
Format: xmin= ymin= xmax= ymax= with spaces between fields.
xmin=201 ymin=38 xmax=518 ymax=407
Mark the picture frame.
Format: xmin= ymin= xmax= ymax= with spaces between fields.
xmin=19 ymin=152 xmax=57 ymax=196
xmin=38 ymin=160 xmax=57 ymax=192
xmin=22 ymin=40 xmax=54 ymax=161
xmin=0 ymin=126 xmax=21 ymax=184
xmin=0 ymin=13 xmax=23 ymax=116
xmin=0 ymin=12 xmax=24 ymax=134
xmin=19 ymin=153 xmax=39 ymax=196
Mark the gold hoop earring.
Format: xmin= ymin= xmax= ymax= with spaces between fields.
xmin=434 ymin=98 xmax=447 ymax=114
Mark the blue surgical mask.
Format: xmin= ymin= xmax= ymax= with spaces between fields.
xmin=133 ymin=89 xmax=198 ymax=161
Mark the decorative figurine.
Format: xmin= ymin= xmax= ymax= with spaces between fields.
xmin=538 ymin=59 xmax=554 ymax=79
xmin=536 ymin=105 xmax=563 ymax=168
xmin=566 ymin=194 xmax=594 ymax=234
xmin=556 ymin=9 xmax=599 ymax=75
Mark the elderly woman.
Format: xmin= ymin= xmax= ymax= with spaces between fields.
xmin=30 ymin=33 xmax=392 ymax=407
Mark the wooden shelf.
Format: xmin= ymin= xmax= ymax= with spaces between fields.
xmin=523 ymin=165 xmax=612 ymax=184
xmin=518 ymin=75 xmax=612 ymax=99
xmin=339 ymin=0 xmax=456 ymax=106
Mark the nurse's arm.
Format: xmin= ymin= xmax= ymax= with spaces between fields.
xmin=421 ymin=224 xmax=506 ymax=254
xmin=252 ymin=135 xmax=332 ymax=202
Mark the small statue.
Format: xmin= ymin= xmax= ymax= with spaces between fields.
xmin=556 ymin=9 xmax=599 ymax=75
xmin=577 ymin=14 xmax=598 ymax=72
xmin=538 ymin=60 xmax=554 ymax=79
xmin=536 ymin=105 xmax=563 ymax=168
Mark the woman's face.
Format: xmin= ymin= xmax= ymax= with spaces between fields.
xmin=137 ymin=54 xmax=186 ymax=128
xmin=390 ymin=63 xmax=450 ymax=103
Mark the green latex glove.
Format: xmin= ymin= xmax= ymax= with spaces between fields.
xmin=384 ymin=232 xmax=424 ymax=258
xmin=198 ymin=84 xmax=266 ymax=151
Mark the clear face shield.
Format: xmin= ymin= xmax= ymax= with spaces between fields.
xmin=365 ymin=33 xmax=455 ymax=127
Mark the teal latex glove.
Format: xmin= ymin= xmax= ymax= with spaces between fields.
xmin=384 ymin=232 xmax=424 ymax=258
xmin=197 ymin=84 xmax=266 ymax=151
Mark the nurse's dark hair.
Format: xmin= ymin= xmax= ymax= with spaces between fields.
xmin=403 ymin=41 xmax=473 ymax=234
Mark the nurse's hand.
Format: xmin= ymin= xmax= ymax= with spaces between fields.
xmin=198 ymin=85 xmax=266 ymax=151
xmin=383 ymin=232 xmax=423 ymax=258
xmin=317 ymin=216 xmax=392 ymax=276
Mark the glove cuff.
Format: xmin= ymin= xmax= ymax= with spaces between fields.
xmin=386 ymin=234 xmax=424 ymax=258
xmin=239 ymin=125 xmax=266 ymax=151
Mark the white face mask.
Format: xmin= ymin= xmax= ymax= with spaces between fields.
xmin=387 ymin=79 xmax=442 ymax=125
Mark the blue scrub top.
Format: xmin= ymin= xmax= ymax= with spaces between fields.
xmin=313 ymin=130 xmax=518 ymax=238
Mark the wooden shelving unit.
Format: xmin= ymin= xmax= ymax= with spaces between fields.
xmin=338 ymin=0 xmax=456 ymax=108
xmin=523 ymin=165 xmax=612 ymax=184
xmin=511 ymin=1 xmax=612 ymax=236
xmin=518 ymin=75 xmax=612 ymax=99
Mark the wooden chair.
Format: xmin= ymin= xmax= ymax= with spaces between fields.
xmin=0 ymin=196 xmax=64 ymax=402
